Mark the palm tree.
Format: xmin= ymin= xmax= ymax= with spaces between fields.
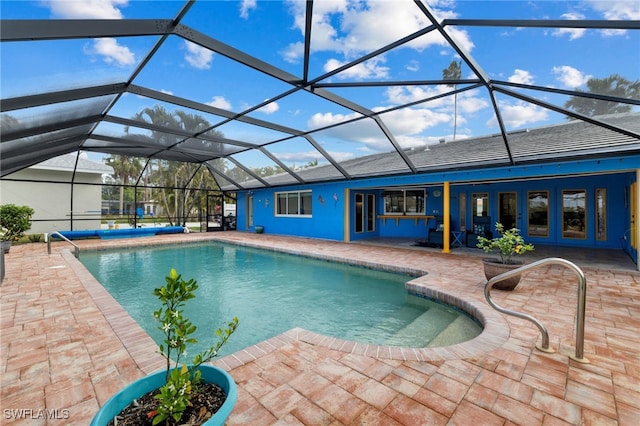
xmin=564 ymin=74 xmax=640 ymax=117
xmin=104 ymin=155 xmax=143 ymax=216
xmin=442 ymin=60 xmax=462 ymax=140
xmin=132 ymin=106 xmax=226 ymax=225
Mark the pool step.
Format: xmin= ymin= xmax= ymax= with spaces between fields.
xmin=427 ymin=314 xmax=482 ymax=347
xmin=369 ymin=305 xmax=427 ymax=337
xmin=385 ymin=307 xmax=458 ymax=347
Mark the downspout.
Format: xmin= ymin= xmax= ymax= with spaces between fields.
xmin=442 ymin=181 xmax=451 ymax=253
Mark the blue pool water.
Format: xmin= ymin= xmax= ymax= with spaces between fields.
xmin=80 ymin=242 xmax=481 ymax=357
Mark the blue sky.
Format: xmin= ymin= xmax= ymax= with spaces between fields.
xmin=2 ymin=0 xmax=639 ymax=169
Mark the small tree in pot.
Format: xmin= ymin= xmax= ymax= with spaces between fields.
xmin=0 ymin=204 xmax=35 ymax=252
xmin=93 ymin=268 xmax=239 ymax=426
xmin=150 ymin=268 xmax=238 ymax=425
xmin=477 ymin=222 xmax=534 ymax=290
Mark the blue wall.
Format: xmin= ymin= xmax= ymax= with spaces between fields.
xmin=234 ymin=155 xmax=638 ymax=257
xmin=240 ymin=183 xmax=346 ymax=240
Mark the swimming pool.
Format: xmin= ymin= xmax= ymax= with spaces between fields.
xmin=80 ymin=242 xmax=482 ymax=357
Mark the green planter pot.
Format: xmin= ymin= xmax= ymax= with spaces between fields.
xmin=255 ymin=226 xmax=264 ymax=234
xmin=90 ymin=365 xmax=236 ymax=426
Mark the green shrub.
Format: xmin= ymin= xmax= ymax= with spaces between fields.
xmin=477 ymin=222 xmax=534 ymax=264
xmin=28 ymin=234 xmax=42 ymax=243
xmin=0 ymin=204 xmax=35 ymax=242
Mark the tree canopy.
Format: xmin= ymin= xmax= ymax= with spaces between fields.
xmin=564 ymin=74 xmax=639 ymax=118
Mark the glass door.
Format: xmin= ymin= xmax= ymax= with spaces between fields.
xmin=207 ymin=193 xmax=224 ymax=231
xmin=631 ymin=182 xmax=637 ymax=249
xmin=247 ymin=193 xmax=254 ymax=228
xmin=355 ymin=193 xmax=364 ymax=233
xmin=562 ymin=189 xmax=586 ymax=239
xmin=366 ymin=194 xmax=375 ymax=232
xmin=499 ymin=192 xmax=517 ymax=229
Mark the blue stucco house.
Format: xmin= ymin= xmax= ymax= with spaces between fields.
xmin=231 ymin=112 xmax=639 ymax=266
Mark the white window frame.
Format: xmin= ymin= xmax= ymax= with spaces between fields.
xmin=383 ymin=189 xmax=425 ymax=215
xmin=275 ymin=190 xmax=312 ymax=217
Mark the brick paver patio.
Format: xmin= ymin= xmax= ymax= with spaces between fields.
xmin=1 ymin=232 xmax=639 ymax=425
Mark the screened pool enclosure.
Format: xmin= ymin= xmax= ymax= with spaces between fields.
xmin=1 ymin=1 xmax=639 ymax=232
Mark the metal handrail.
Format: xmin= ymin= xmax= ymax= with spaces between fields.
xmin=47 ymin=232 xmax=80 ymax=258
xmin=484 ymin=257 xmax=589 ymax=363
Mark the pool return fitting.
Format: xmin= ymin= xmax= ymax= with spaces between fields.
xmin=484 ymin=257 xmax=589 ymax=364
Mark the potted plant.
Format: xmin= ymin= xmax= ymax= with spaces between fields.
xmin=91 ymin=268 xmax=239 ymax=426
xmin=477 ymin=222 xmax=534 ymax=290
xmin=0 ymin=227 xmax=10 ymax=254
xmin=0 ymin=204 xmax=35 ymax=253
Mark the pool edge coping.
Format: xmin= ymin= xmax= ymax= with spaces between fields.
xmin=62 ymin=237 xmax=511 ymax=370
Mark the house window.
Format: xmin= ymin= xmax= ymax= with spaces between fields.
xmin=366 ymin=194 xmax=375 ymax=232
xmin=383 ymin=190 xmax=425 ymax=215
xmin=472 ymin=193 xmax=489 ymax=217
xmin=275 ymin=190 xmax=312 ymax=216
xmin=596 ymin=188 xmax=606 ymax=241
xmin=563 ymin=189 xmax=586 ymax=239
xmin=355 ymin=193 xmax=364 ymax=233
xmin=528 ymin=191 xmax=549 ymax=237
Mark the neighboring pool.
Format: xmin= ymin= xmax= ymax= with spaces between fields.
xmin=80 ymin=242 xmax=482 ymax=357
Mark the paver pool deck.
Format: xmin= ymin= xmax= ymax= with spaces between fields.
xmin=1 ymin=232 xmax=639 ymax=425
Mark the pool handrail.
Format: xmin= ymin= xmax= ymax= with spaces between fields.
xmin=47 ymin=231 xmax=80 ymax=258
xmin=484 ymin=257 xmax=588 ymax=363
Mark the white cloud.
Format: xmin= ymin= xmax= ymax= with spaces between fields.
xmin=239 ymin=0 xmax=257 ymax=19
xmin=282 ymin=0 xmax=346 ymax=62
xmin=307 ymin=105 xmax=451 ymax=152
xmin=184 ymin=41 xmax=214 ymax=70
xmin=324 ymin=57 xmax=390 ymax=80
xmin=257 ymin=102 xmax=280 ymax=114
xmin=457 ymin=96 xmax=489 ymax=115
xmin=86 ymin=38 xmax=135 ymax=66
xmin=382 ymin=85 xmax=488 ymax=145
xmin=385 ymin=85 xmax=488 ymax=117
xmin=487 ymin=102 xmax=548 ymax=128
xmin=552 ymin=65 xmax=592 ymax=88
xmin=45 ymin=0 xmax=134 ymax=66
xmin=600 ymin=28 xmax=628 ymax=37
xmin=380 ymin=107 xmax=451 ymax=137
xmin=385 ymin=85 xmax=449 ymax=106
xmin=207 ymin=96 xmax=232 ymax=110
xmin=508 ymin=69 xmax=535 ymax=85
xmin=45 ymin=0 xmax=127 ymax=19
xmin=281 ymin=41 xmax=305 ymax=63
xmin=325 ymin=151 xmax=357 ymax=162
xmin=586 ymin=0 xmax=640 ymax=20
xmin=308 ymin=111 xmax=360 ymax=130
xmin=406 ymin=60 xmax=420 ymax=72
xmin=282 ymin=0 xmax=473 ymax=63
xmin=277 ymin=150 xmax=333 ymax=164
xmin=586 ymin=0 xmax=640 ymax=36
xmin=552 ymin=13 xmax=587 ymax=40
xmin=308 ymin=113 xmax=394 ymax=150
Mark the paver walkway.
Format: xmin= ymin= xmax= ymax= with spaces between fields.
xmin=1 ymin=232 xmax=639 ymax=425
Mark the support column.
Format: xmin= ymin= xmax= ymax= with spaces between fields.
xmin=636 ymin=170 xmax=639 ymax=271
xmin=442 ymin=181 xmax=451 ymax=253
xmin=343 ymin=188 xmax=350 ymax=242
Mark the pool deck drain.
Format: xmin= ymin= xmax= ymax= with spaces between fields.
xmin=1 ymin=232 xmax=639 ymax=425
